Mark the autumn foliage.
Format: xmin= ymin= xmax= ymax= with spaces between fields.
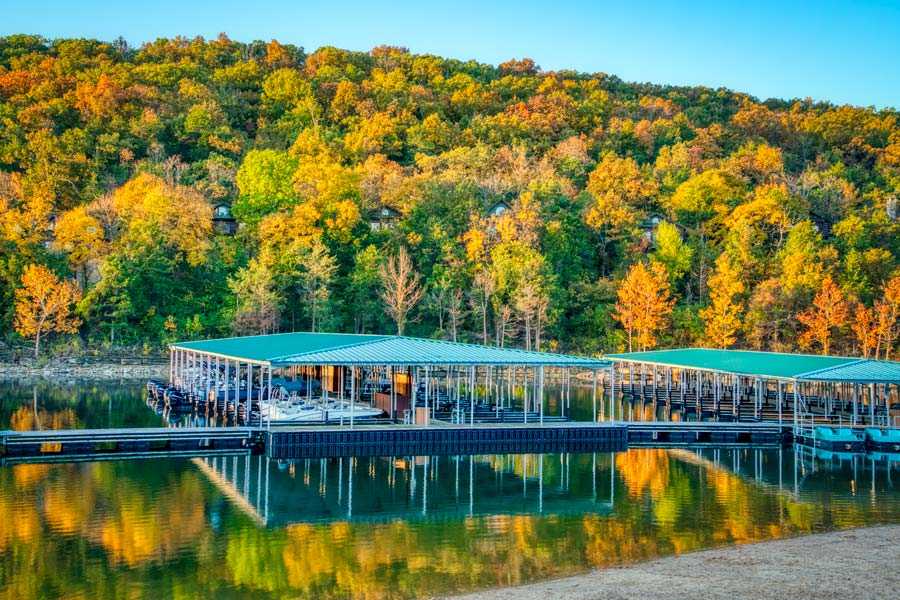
xmin=700 ymin=255 xmax=745 ymax=349
xmin=14 ymin=264 xmax=82 ymax=357
xmin=0 ymin=35 xmax=898 ymax=358
xmin=797 ymin=276 xmax=848 ymax=355
xmin=613 ymin=262 xmax=675 ymax=352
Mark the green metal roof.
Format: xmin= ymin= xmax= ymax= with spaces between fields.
xmin=172 ymin=332 xmax=609 ymax=368
xmin=605 ymin=348 xmax=900 ymax=383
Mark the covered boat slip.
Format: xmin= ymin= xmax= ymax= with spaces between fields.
xmin=168 ymin=332 xmax=611 ymax=427
xmin=606 ymin=348 xmax=900 ymax=432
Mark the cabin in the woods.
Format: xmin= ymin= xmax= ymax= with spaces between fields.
xmin=809 ymin=212 xmax=834 ymax=239
xmin=367 ymin=205 xmax=403 ymax=231
xmin=886 ymin=197 xmax=898 ymax=221
xmin=212 ymin=204 xmax=238 ymax=235
xmin=640 ymin=213 xmax=685 ymax=245
xmin=487 ymin=198 xmax=512 ymax=218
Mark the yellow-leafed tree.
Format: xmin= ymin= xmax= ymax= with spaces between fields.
xmin=613 ymin=261 xmax=675 ymax=352
xmin=797 ymin=275 xmax=848 ymax=356
xmin=700 ymin=254 xmax=745 ymax=348
xmin=852 ymin=305 xmax=878 ymax=358
xmin=14 ymin=264 xmax=82 ymax=358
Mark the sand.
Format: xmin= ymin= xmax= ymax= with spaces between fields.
xmin=446 ymin=525 xmax=900 ymax=600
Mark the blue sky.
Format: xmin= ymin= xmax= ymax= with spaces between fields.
xmin=4 ymin=0 xmax=899 ymax=108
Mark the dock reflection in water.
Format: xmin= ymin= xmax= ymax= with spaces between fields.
xmin=3 ymin=447 xmax=896 ymax=599
xmin=194 ymin=452 xmax=617 ymax=527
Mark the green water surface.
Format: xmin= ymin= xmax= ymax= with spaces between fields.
xmin=1 ymin=381 xmax=899 ymax=599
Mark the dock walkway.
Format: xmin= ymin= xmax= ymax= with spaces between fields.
xmin=0 ymin=420 xmax=793 ymax=463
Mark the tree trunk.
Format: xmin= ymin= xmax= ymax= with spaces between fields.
xmin=34 ymin=330 xmax=41 ymax=359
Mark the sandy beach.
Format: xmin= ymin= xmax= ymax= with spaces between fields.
xmin=447 ymin=525 xmax=900 ymax=600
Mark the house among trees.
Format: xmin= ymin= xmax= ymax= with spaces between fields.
xmin=887 ymin=196 xmax=899 ymax=221
xmin=640 ymin=213 xmax=685 ymax=245
xmin=367 ymin=205 xmax=403 ymax=231
xmin=487 ymin=198 xmax=512 ymax=218
xmin=808 ymin=211 xmax=834 ymax=239
xmin=212 ymin=204 xmax=238 ymax=235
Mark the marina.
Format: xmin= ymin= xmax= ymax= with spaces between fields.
xmin=11 ymin=335 xmax=900 ymax=463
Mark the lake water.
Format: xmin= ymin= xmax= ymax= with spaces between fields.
xmin=2 ymin=381 xmax=900 ymax=599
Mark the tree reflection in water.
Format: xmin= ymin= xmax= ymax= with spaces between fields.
xmin=0 ymin=447 xmax=899 ymax=599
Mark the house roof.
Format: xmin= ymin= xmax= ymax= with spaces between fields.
xmin=172 ymin=332 xmax=609 ymax=368
xmin=640 ymin=213 xmax=685 ymax=230
xmin=367 ymin=205 xmax=403 ymax=219
xmin=605 ymin=348 xmax=900 ymax=383
xmin=487 ymin=199 xmax=512 ymax=212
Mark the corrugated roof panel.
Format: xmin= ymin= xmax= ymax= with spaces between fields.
xmin=172 ymin=332 xmax=609 ymax=368
xmin=606 ymin=348 xmax=900 ymax=383
xmin=605 ymin=348 xmax=859 ymax=379
xmin=795 ymin=359 xmax=900 ymax=383
xmin=172 ymin=333 xmax=390 ymax=362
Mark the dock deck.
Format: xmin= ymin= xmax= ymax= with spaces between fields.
xmin=0 ymin=419 xmax=796 ymax=463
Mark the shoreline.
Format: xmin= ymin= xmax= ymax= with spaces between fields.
xmin=445 ymin=525 xmax=900 ymax=600
xmin=0 ymin=360 xmax=167 ymax=381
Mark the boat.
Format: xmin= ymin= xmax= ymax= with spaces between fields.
xmin=810 ymin=426 xmax=866 ymax=452
xmin=261 ymin=399 xmax=383 ymax=422
xmin=271 ymin=377 xmax=321 ymax=397
xmin=864 ymin=428 xmax=900 ymax=452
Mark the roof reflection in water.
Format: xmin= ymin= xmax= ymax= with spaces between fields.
xmin=194 ymin=446 xmax=900 ymax=528
xmin=193 ymin=452 xmax=617 ymax=527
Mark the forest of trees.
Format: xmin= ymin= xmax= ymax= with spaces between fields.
xmin=1 ymin=33 xmax=899 ymax=358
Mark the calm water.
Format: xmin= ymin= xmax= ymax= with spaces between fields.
xmin=2 ymin=382 xmax=900 ymax=599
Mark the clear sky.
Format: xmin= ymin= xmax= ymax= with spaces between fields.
xmin=4 ymin=0 xmax=899 ymax=108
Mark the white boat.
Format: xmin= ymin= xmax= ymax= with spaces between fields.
xmin=261 ymin=399 xmax=383 ymax=422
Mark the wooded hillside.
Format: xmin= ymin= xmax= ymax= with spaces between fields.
xmin=1 ymin=34 xmax=898 ymax=357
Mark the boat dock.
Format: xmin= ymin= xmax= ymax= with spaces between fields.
xmin=626 ymin=421 xmax=785 ymax=445
xmin=0 ymin=426 xmax=260 ymax=464
xmin=1 ymin=420 xmax=796 ymax=464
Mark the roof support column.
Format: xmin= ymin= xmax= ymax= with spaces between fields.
xmin=496 ymin=367 xmax=503 ymax=418
xmin=539 ymin=366 xmax=544 ymax=425
xmin=592 ymin=368 xmax=598 ymax=423
xmin=339 ymin=366 xmax=345 ymax=426
xmin=695 ymin=370 xmax=701 ymax=421
xmin=233 ymin=359 xmax=239 ymax=423
xmin=245 ymin=362 xmax=252 ymax=426
xmin=870 ymin=383 xmax=876 ymax=425
xmin=424 ymin=365 xmax=430 ymax=427
xmin=390 ymin=366 xmax=396 ymax=421
xmin=350 ymin=366 xmax=356 ymax=429
xmin=523 ymin=367 xmax=528 ymax=424
xmin=609 ymin=363 xmax=616 ymax=422
xmin=266 ymin=365 xmax=272 ymax=430
xmin=470 ymin=366 xmax=476 ymax=426
xmin=777 ymin=380 xmax=783 ymax=425
xmin=713 ymin=372 xmax=719 ymax=414
xmin=793 ymin=382 xmax=799 ymax=431
xmin=221 ymin=357 xmax=226 ymax=418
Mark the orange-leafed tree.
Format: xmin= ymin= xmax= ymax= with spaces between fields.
xmin=613 ymin=261 xmax=675 ymax=352
xmin=874 ymin=276 xmax=900 ymax=359
xmin=700 ymin=254 xmax=745 ymax=348
xmin=852 ymin=305 xmax=878 ymax=358
xmin=14 ymin=264 xmax=82 ymax=358
xmin=797 ymin=275 xmax=848 ymax=356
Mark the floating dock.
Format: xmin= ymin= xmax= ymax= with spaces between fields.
xmin=0 ymin=427 xmax=260 ymax=464
xmin=266 ymin=423 xmax=627 ymax=459
xmin=626 ymin=421 xmax=785 ymax=446
xmin=1 ymin=420 xmax=798 ymax=464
